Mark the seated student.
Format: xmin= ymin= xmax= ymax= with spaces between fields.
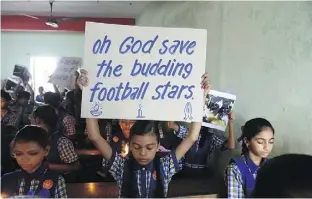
xmin=9 ymin=90 xmax=31 ymax=108
xmin=83 ymin=119 xmax=133 ymax=147
xmin=1 ymin=89 xmax=18 ymax=127
xmin=60 ymin=90 xmax=75 ymax=116
xmin=224 ymin=118 xmax=275 ymax=198
xmin=95 ymin=119 xmax=135 ymax=177
xmin=9 ymin=90 xmax=33 ymax=128
xmin=78 ymin=69 xmax=209 ymax=197
xmin=44 ymin=92 xmax=76 ymax=140
xmin=158 ymin=121 xmax=183 ymax=151
xmin=30 ymin=105 xmax=80 ymax=173
xmin=172 ymin=112 xmax=235 ymax=177
xmin=82 ymin=119 xmax=112 ymax=148
xmin=110 ymin=119 xmax=136 ymax=155
xmin=253 ymin=154 xmax=312 ymax=198
xmin=1 ymin=125 xmax=67 ymax=198
xmin=35 ymin=86 xmax=45 ymax=103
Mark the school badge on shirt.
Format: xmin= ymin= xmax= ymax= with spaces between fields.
xmin=113 ymin=136 xmax=119 ymax=143
xmin=152 ymin=171 xmax=157 ymax=180
xmin=43 ymin=179 xmax=53 ymax=189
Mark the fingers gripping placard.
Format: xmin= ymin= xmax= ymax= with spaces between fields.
xmin=81 ymin=22 xmax=207 ymax=122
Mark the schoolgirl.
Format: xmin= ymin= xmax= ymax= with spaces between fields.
xmin=224 ymin=118 xmax=275 ymax=198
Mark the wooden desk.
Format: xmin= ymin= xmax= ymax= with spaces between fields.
xmin=168 ymin=178 xmax=220 ymax=197
xmin=76 ymin=149 xmax=101 ymax=156
xmin=67 ymin=182 xmax=118 ymax=198
xmin=184 ymin=194 xmax=218 ymax=198
xmin=67 ymin=178 xmax=220 ymax=198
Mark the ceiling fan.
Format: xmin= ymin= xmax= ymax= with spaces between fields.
xmin=18 ymin=0 xmax=79 ymax=28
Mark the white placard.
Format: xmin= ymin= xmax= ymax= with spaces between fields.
xmin=81 ymin=22 xmax=207 ymax=122
xmin=50 ymin=57 xmax=82 ymax=89
xmin=202 ymin=90 xmax=236 ymax=131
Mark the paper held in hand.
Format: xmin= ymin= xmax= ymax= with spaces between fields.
xmin=202 ymin=90 xmax=236 ymax=131
xmin=81 ymin=22 xmax=207 ymax=122
xmin=50 ymin=57 xmax=82 ymax=90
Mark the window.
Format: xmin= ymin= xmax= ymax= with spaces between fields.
xmin=29 ymin=56 xmax=58 ymax=96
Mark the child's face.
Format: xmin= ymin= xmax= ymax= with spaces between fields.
xmin=130 ymin=134 xmax=159 ymax=166
xmin=119 ymin=120 xmax=136 ymax=137
xmin=245 ymin=128 xmax=274 ymax=158
xmin=13 ymin=141 xmax=49 ymax=173
xmin=1 ymin=98 xmax=7 ymax=109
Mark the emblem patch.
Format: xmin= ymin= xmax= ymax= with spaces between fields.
xmin=42 ymin=180 xmax=53 ymax=189
xmin=113 ymin=136 xmax=119 ymax=143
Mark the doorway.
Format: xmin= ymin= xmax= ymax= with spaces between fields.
xmin=29 ymin=56 xmax=58 ymax=96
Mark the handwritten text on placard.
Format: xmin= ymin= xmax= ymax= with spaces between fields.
xmin=81 ymin=22 xmax=207 ymax=122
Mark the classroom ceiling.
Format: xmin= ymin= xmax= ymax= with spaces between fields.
xmin=1 ymin=1 xmax=150 ymax=18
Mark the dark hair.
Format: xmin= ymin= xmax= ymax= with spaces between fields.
xmin=240 ymin=118 xmax=274 ymax=153
xmin=61 ymin=89 xmax=68 ymax=99
xmin=1 ymin=89 xmax=12 ymax=102
xmin=44 ymin=92 xmax=61 ymax=109
xmin=253 ymin=154 xmax=312 ymax=198
xmin=65 ymin=90 xmax=75 ymax=103
xmin=14 ymin=125 xmax=49 ymax=149
xmin=129 ymin=120 xmax=160 ymax=142
xmin=17 ymin=91 xmax=31 ymax=100
xmin=33 ymin=105 xmax=58 ymax=128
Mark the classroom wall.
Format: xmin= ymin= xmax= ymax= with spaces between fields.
xmin=136 ymin=1 xmax=312 ymax=174
xmin=1 ymin=31 xmax=84 ymax=79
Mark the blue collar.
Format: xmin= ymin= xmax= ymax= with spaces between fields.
xmin=243 ymin=153 xmax=266 ymax=173
xmin=21 ymin=164 xmax=47 ymax=179
xmin=133 ymin=159 xmax=154 ymax=171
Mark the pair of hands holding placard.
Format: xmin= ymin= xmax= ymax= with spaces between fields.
xmin=78 ymin=68 xmax=211 ymax=161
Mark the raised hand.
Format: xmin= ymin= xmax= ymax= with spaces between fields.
xmin=168 ymin=121 xmax=179 ymax=132
xmin=201 ymin=73 xmax=211 ymax=97
xmin=229 ymin=111 xmax=236 ymax=122
xmin=77 ymin=69 xmax=89 ymax=90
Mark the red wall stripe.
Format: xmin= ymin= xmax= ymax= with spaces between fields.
xmin=1 ymin=15 xmax=135 ymax=32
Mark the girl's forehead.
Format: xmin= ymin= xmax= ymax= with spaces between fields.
xmin=119 ymin=119 xmax=136 ymax=122
xmin=255 ymin=129 xmax=274 ymax=139
xmin=14 ymin=141 xmax=43 ymax=150
xmin=120 ymin=119 xmax=136 ymax=123
xmin=130 ymin=134 xmax=158 ymax=143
